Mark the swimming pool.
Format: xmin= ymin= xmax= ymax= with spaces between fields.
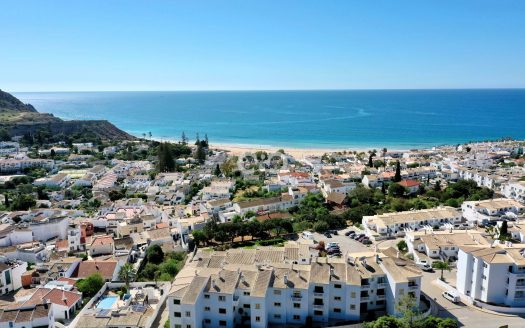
xmin=96 ymin=296 xmax=118 ymax=309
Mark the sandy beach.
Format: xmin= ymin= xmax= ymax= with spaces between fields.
xmin=211 ymin=143 xmax=402 ymax=159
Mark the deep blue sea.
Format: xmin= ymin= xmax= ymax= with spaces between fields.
xmin=13 ymin=89 xmax=525 ymax=149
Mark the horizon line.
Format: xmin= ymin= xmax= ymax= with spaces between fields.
xmin=10 ymin=87 xmax=525 ymax=93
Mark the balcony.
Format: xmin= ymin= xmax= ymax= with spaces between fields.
xmin=377 ymin=294 xmax=386 ymax=300
xmin=408 ymin=284 xmax=419 ymax=290
xmin=291 ymin=296 xmax=302 ymax=301
xmin=377 ymin=283 xmax=387 ymax=288
xmin=361 ymin=296 xmax=370 ymax=301
xmin=313 ymin=304 xmax=324 ymax=309
xmin=313 ymin=292 xmax=324 ymax=297
xmin=361 ymin=285 xmax=370 ymax=289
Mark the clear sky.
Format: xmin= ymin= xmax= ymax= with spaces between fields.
xmin=1 ymin=0 xmax=525 ymax=91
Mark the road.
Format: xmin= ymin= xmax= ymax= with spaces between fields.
xmin=420 ymin=269 xmax=525 ymax=327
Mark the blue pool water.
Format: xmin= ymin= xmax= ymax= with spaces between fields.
xmin=14 ymin=89 xmax=525 ymax=149
xmin=96 ymin=296 xmax=118 ymax=309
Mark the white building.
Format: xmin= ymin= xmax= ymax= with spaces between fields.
xmin=363 ymin=207 xmax=462 ymax=238
xmin=457 ymin=244 xmax=525 ymax=307
xmin=168 ymin=245 xmax=422 ymax=328
xmin=462 ymin=198 xmax=525 ymax=224
xmin=501 ymin=180 xmax=525 ymax=204
xmin=0 ymin=260 xmax=27 ymax=295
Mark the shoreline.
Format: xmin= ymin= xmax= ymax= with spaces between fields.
xmin=210 ymin=142 xmax=412 ymax=158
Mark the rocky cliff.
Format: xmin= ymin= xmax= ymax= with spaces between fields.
xmin=0 ymin=89 xmax=135 ymax=141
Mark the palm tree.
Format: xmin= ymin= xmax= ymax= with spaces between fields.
xmin=382 ymin=147 xmax=388 ymax=167
xmin=432 ymin=260 xmax=451 ymax=281
xmin=118 ymin=263 xmax=136 ymax=290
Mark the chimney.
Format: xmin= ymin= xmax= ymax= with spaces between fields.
xmin=376 ymin=254 xmax=380 ymax=264
xmin=283 ymin=274 xmax=288 ymax=285
xmin=329 ymin=267 xmax=334 ymax=276
xmin=396 ymin=251 xmax=400 ymax=258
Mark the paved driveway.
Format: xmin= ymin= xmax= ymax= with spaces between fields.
xmin=420 ymin=269 xmax=525 ymax=327
xmin=308 ymin=227 xmax=372 ymax=255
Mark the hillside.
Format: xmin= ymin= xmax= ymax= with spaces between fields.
xmin=0 ymin=89 xmax=135 ymax=141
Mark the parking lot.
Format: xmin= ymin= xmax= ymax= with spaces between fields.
xmin=302 ymin=227 xmax=373 ymax=255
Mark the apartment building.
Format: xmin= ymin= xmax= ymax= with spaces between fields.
xmin=233 ymin=195 xmax=297 ymax=216
xmin=405 ymin=230 xmax=490 ymax=263
xmin=462 ymin=198 xmax=525 ymax=224
xmin=363 ymin=207 xmax=462 ymax=238
xmin=501 ymin=180 xmax=525 ymax=204
xmin=457 ymin=245 xmax=525 ymax=307
xmin=168 ymin=245 xmax=421 ymax=328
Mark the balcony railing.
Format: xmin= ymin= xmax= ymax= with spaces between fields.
xmin=361 ymin=285 xmax=370 ymax=289
xmin=361 ymin=296 xmax=370 ymax=301
xmin=377 ymin=283 xmax=387 ymax=288
xmin=291 ymin=296 xmax=302 ymax=301
xmin=313 ymin=292 xmax=324 ymax=297
xmin=377 ymin=294 xmax=386 ymax=300
xmin=313 ymin=304 xmax=324 ymax=309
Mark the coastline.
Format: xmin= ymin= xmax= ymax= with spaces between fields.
xmin=210 ymin=142 xmax=411 ymax=158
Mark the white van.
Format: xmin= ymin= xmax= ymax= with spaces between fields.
xmin=302 ymin=231 xmax=314 ymax=240
xmin=442 ymin=291 xmax=459 ymax=303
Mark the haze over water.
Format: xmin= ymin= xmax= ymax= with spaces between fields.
xmin=14 ymin=89 xmax=525 ymax=149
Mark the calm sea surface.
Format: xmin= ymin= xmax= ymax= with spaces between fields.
xmin=13 ymin=89 xmax=525 ymax=149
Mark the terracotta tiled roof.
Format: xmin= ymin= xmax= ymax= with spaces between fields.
xmin=91 ymin=235 xmax=114 ymax=247
xmin=74 ymin=260 xmax=117 ymax=280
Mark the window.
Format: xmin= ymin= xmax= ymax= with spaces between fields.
xmin=219 ymin=308 xmax=227 ymax=314
xmin=294 ymin=303 xmax=301 ymax=308
xmin=314 ymin=310 xmax=323 ymax=316
xmin=314 ymin=286 xmax=324 ymax=293
xmin=351 ymin=292 xmax=356 ymax=298
xmin=255 ymin=303 xmax=261 ymax=309
xmin=293 ymin=291 xmax=301 ymax=298
xmin=173 ymin=299 xmax=180 ymax=305
xmin=334 ymin=308 xmax=341 ymax=313
xmin=218 ymin=295 xmax=226 ymax=302
xmin=399 ymin=288 xmax=405 ymax=295
xmin=185 ymin=311 xmax=191 ymax=317
xmin=219 ymin=321 xmax=227 ymax=326
xmin=314 ymin=298 xmax=323 ymax=305
xmin=186 ymin=325 xmax=191 ymax=328
xmin=273 ymin=290 xmax=281 ymax=295
xmin=204 ymin=307 xmax=210 ymax=311
xmin=274 ymin=314 xmax=281 ymax=319
xmin=204 ymin=319 xmax=211 ymax=324
xmin=334 ymin=296 xmax=341 ymax=301
xmin=255 ymin=316 xmax=261 ymax=322
xmin=243 ymin=304 xmax=250 ymax=309
xmin=293 ymin=315 xmax=301 ymax=320
xmin=174 ymin=312 xmax=181 ymax=317
xmin=334 ymin=284 xmax=342 ymax=289
xmin=350 ymin=304 xmax=356 ymax=310
xmin=243 ymin=291 xmax=250 ymax=296
xmin=483 ymin=263 xmax=488 ymax=268
xmin=204 ymin=294 xmax=210 ymax=299
xmin=274 ymin=302 xmax=281 ymax=307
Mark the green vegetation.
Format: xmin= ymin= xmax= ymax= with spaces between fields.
xmin=365 ymin=294 xmax=458 ymax=328
xmin=137 ymin=245 xmax=186 ymax=282
xmin=341 ymin=179 xmax=493 ymax=226
xmin=432 ymin=260 xmax=451 ymax=281
xmin=76 ymin=273 xmax=105 ymax=297
xmin=118 ymin=263 xmax=137 ymax=290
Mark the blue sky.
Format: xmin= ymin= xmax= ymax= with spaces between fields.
xmin=1 ymin=0 xmax=525 ymax=91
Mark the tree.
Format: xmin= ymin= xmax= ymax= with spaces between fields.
xmin=434 ymin=180 xmax=442 ymax=192
xmin=181 ymin=131 xmax=187 ymax=145
xmin=388 ymin=183 xmax=407 ymax=197
xmin=4 ymin=194 xmax=9 ymax=208
xmin=364 ymin=316 xmax=404 ymax=328
xmin=214 ymin=164 xmax=221 ymax=177
xmin=195 ymin=143 xmax=206 ymax=164
xmin=395 ymin=294 xmax=419 ymax=327
xmin=146 ymin=244 xmax=164 ymax=264
xmin=499 ymin=220 xmax=509 ymax=240
xmin=382 ymin=147 xmax=388 ymax=167
xmin=118 ymin=263 xmax=136 ymax=290
xmin=192 ymin=230 xmax=207 ymax=246
xmin=0 ymin=128 xmax=10 ymax=141
xmin=10 ymin=193 xmax=36 ymax=211
xmin=396 ymin=240 xmax=408 ymax=253
xmin=394 ymin=161 xmax=401 ymax=182
xmin=368 ymin=152 xmax=374 ymax=167
xmin=76 ymin=273 xmax=105 ymax=297
xmin=432 ymin=260 xmax=451 ymax=280
xmin=50 ymin=148 xmax=56 ymax=159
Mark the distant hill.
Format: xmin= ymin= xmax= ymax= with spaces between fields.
xmin=0 ymin=89 xmax=37 ymax=112
xmin=0 ymin=89 xmax=134 ymax=141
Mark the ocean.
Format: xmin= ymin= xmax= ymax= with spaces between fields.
xmin=13 ymin=89 xmax=525 ymax=149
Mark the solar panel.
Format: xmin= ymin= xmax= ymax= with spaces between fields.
xmin=96 ymin=309 xmax=110 ymax=317
xmin=132 ymin=304 xmax=146 ymax=313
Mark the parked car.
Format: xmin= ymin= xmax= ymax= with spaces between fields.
xmin=442 ymin=291 xmax=460 ymax=303
xmin=327 ymin=242 xmax=339 ymax=248
xmin=416 ymin=261 xmax=432 ymax=272
xmin=354 ymin=233 xmax=365 ymax=240
xmin=345 ymin=230 xmax=355 ymax=236
xmin=357 ymin=236 xmax=367 ymax=242
xmin=324 ymin=232 xmax=332 ymax=238
xmin=362 ymin=239 xmax=372 ymax=245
